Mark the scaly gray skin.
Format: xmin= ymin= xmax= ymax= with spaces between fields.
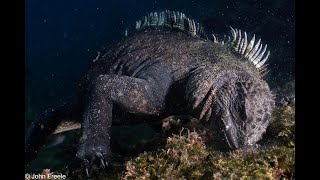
xmin=25 ymin=10 xmax=274 ymax=174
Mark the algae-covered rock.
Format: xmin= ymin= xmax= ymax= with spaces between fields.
xmin=209 ymin=146 xmax=294 ymax=179
xmin=124 ymin=129 xmax=209 ymax=179
xmin=265 ymin=105 xmax=295 ymax=148
xmin=121 ymin=99 xmax=295 ymax=179
xmin=59 ymin=103 xmax=295 ymax=179
xmin=34 ymin=92 xmax=295 ymax=179
xmin=31 ymin=104 xmax=295 ymax=180
xmin=123 ymin=129 xmax=294 ymax=179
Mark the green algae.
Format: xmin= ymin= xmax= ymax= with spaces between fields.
xmin=123 ymin=130 xmax=294 ymax=179
xmin=121 ymin=103 xmax=295 ymax=179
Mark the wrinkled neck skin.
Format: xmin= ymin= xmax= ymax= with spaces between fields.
xmin=186 ymin=61 xmax=274 ymax=150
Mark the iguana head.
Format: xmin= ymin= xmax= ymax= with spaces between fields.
xmin=186 ymin=28 xmax=275 ymax=150
xmin=209 ymin=76 xmax=274 ymax=150
xmin=189 ymin=68 xmax=274 ymax=150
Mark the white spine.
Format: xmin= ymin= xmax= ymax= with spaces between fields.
xmin=251 ymin=44 xmax=263 ymax=62
xmin=256 ymin=51 xmax=270 ymax=68
xmin=244 ymin=34 xmax=255 ymax=58
xmin=236 ymin=29 xmax=242 ymax=51
xmin=247 ymin=39 xmax=261 ymax=60
xmin=240 ymin=32 xmax=247 ymax=55
xmin=253 ymin=44 xmax=267 ymax=65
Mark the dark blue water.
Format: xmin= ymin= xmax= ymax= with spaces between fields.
xmin=26 ymin=0 xmax=294 ymax=112
xmin=26 ymin=0 xmax=156 ymax=110
xmin=25 ymin=0 xmax=221 ymax=110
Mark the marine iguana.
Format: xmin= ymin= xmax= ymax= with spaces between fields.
xmin=25 ymin=10 xmax=274 ymax=174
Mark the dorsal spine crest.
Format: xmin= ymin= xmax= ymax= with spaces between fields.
xmin=132 ymin=10 xmax=271 ymax=70
xmin=211 ymin=27 xmax=270 ymax=70
xmin=134 ymin=10 xmax=206 ymax=38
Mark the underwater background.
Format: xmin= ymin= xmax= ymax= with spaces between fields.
xmin=25 ymin=0 xmax=295 ymax=177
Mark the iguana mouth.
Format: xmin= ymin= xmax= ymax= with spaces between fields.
xmin=223 ymin=129 xmax=237 ymax=149
xmin=217 ymin=111 xmax=244 ymax=150
xmin=211 ymin=79 xmax=248 ymax=150
xmin=209 ymin=116 xmax=242 ymax=150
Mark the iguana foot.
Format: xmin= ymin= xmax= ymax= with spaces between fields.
xmin=80 ymin=154 xmax=108 ymax=177
xmin=76 ymin=149 xmax=111 ymax=177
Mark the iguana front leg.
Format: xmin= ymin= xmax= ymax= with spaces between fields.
xmin=77 ymin=74 xmax=167 ymax=172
